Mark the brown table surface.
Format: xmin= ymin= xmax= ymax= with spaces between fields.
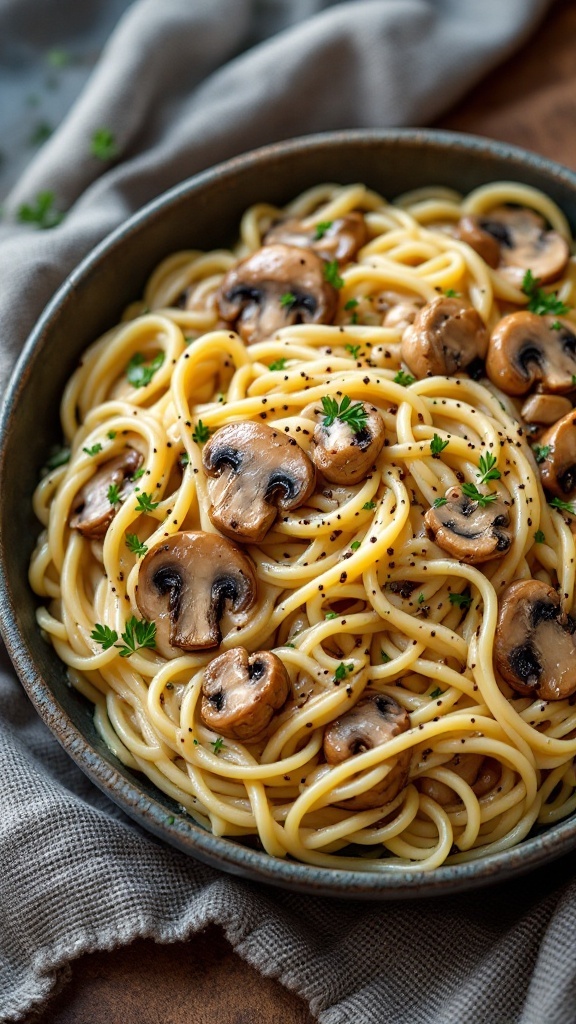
xmin=31 ymin=3 xmax=576 ymax=1022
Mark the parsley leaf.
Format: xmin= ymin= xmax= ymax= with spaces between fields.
xmin=534 ymin=529 xmax=546 ymax=544
xmin=90 ymin=623 xmax=118 ymax=650
xmin=551 ymin=320 xmax=562 ymax=331
xmin=269 ymin=358 xmax=287 ymax=371
xmin=433 ymin=496 xmax=448 ymax=508
xmin=82 ymin=443 xmax=102 ymax=457
xmin=107 ymin=430 xmax=117 ymax=440
xmin=549 ymin=496 xmax=576 ymax=515
xmin=363 ymin=501 xmax=377 ymax=510
xmin=380 ymin=650 xmax=391 ymax=664
xmin=429 ymin=686 xmax=444 ymax=699
xmin=17 ymin=190 xmax=63 ymax=229
xmin=532 ymin=444 xmax=551 ymax=464
xmin=417 ymin=592 xmax=425 ymax=604
xmin=315 ymin=220 xmax=333 ymax=240
xmin=192 ymin=420 xmax=211 ymax=444
xmin=211 ymin=737 xmax=225 ymax=755
xmin=135 ymin=492 xmax=159 ymax=513
xmin=477 ymin=451 xmax=501 ymax=484
xmin=91 ymin=128 xmax=119 ymax=161
xmin=325 ymin=611 xmax=337 ymax=620
xmin=345 ymin=343 xmax=361 ymax=359
xmin=393 ymin=370 xmax=415 ymax=387
xmin=125 ymin=533 xmax=148 ymax=557
xmin=350 ymin=540 xmax=361 ymax=551
xmin=333 ymin=662 xmax=354 ymax=682
xmin=522 ymin=269 xmax=570 ymax=316
xmin=324 ymin=260 xmax=344 ymax=289
xmin=280 ymin=291 xmax=296 ymax=308
xmin=107 ymin=483 xmax=121 ymax=506
xmin=430 ymin=434 xmax=449 ymax=456
xmin=449 ymin=591 xmax=472 ymax=608
xmin=461 ymin=482 xmax=498 ymax=507
xmin=131 ymin=467 xmax=146 ymax=480
xmin=114 ymin=615 xmax=156 ymax=658
xmin=126 ymin=351 xmax=164 ymax=388
xmin=321 ymin=395 xmax=368 ymax=434
xmin=344 ymin=298 xmax=359 ymax=311
xmin=444 ymin=289 xmax=459 ymax=298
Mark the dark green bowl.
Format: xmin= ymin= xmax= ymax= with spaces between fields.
xmin=3 ymin=129 xmax=576 ymax=899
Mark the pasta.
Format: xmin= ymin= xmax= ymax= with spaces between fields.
xmin=29 ymin=180 xmax=576 ymax=872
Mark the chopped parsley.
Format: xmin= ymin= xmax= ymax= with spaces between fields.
xmin=430 ymin=434 xmax=449 ymax=456
xmin=125 ymin=533 xmax=148 ymax=557
xmin=126 ymin=351 xmax=164 ymax=388
xmin=532 ymin=444 xmax=551 ymax=464
xmin=17 ymin=190 xmax=63 ymax=229
xmin=429 ymin=686 xmax=444 ymax=699
xmin=91 ymin=128 xmax=119 ymax=161
xmin=324 ymin=260 xmax=344 ymax=289
xmin=192 ymin=420 xmax=211 ymax=444
xmin=433 ymin=496 xmax=448 ymax=508
xmin=90 ymin=624 xmax=118 ymax=650
xmin=417 ymin=592 xmax=425 ymax=604
xmin=135 ymin=492 xmax=159 ymax=513
xmin=211 ymin=737 xmax=225 ymax=755
xmin=107 ymin=430 xmax=117 ymax=440
xmin=334 ymin=662 xmax=354 ymax=682
xmin=325 ymin=611 xmax=337 ymax=620
xmin=269 ymin=358 xmax=287 ymax=371
xmin=280 ymin=291 xmax=296 ymax=308
xmin=344 ymin=343 xmax=361 ymax=359
xmin=551 ymin=320 xmax=562 ymax=331
xmin=549 ymin=496 xmax=576 ymax=515
xmin=44 ymin=446 xmax=70 ymax=471
xmin=131 ymin=467 xmax=146 ymax=481
xmin=522 ymin=269 xmax=570 ymax=317
xmin=344 ymin=298 xmax=359 ymax=311
xmin=461 ymin=482 xmax=498 ymax=507
xmin=350 ymin=540 xmax=361 ymax=551
xmin=476 ymin=451 xmax=501 ymax=484
xmin=444 ymin=289 xmax=460 ymax=298
xmin=114 ymin=616 xmax=156 ymax=658
xmin=82 ymin=443 xmax=102 ymax=457
xmin=180 ymin=451 xmax=190 ymax=467
xmin=534 ymin=529 xmax=546 ymax=544
xmin=380 ymin=650 xmax=391 ymax=664
xmin=107 ymin=483 xmax=121 ymax=506
xmin=449 ymin=592 xmax=472 ymax=608
xmin=315 ymin=220 xmax=333 ymax=240
xmin=393 ymin=370 xmax=415 ymax=387
xmin=363 ymin=501 xmax=377 ymax=511
xmin=321 ymin=395 xmax=368 ymax=434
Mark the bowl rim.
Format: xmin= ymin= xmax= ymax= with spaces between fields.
xmin=3 ymin=126 xmax=576 ymax=899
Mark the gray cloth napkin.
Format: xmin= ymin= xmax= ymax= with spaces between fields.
xmin=1 ymin=2 xmax=572 ymax=1022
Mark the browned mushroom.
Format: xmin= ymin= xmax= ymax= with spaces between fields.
xmin=200 ymin=646 xmax=290 ymax=742
xmin=263 ymin=212 xmax=367 ymax=264
xmin=202 ymin=422 xmax=316 ymax=543
xmin=520 ymin=393 xmax=573 ymax=428
xmin=424 ymin=485 xmax=512 ymax=564
xmin=494 ymin=579 xmax=576 ymax=700
xmin=323 ymin=692 xmax=411 ymax=810
xmin=216 ymin=244 xmax=339 ymax=345
xmin=458 ymin=206 xmax=569 ymax=286
xmin=69 ymin=449 xmax=143 ymax=539
xmin=310 ymin=400 xmax=385 ymax=484
xmin=419 ymin=754 xmax=501 ymax=806
xmin=135 ymin=532 xmax=257 ymax=657
xmin=487 ymin=313 xmax=576 ymax=396
xmin=538 ymin=410 xmax=576 ymax=498
xmin=401 ymin=297 xmax=488 ymax=379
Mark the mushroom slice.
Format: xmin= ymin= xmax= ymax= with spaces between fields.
xmin=419 ymin=753 xmax=501 ymax=806
xmin=216 ymin=244 xmax=338 ymax=345
xmin=494 ymin=579 xmax=576 ymax=700
xmin=459 ymin=206 xmax=569 ymax=287
xmin=487 ymin=312 xmax=576 ymax=396
xmin=520 ymin=393 xmax=573 ymax=428
xmin=424 ymin=485 xmax=512 ymax=564
xmin=310 ymin=402 xmax=385 ymax=485
xmin=323 ymin=692 xmax=411 ymax=810
xmin=200 ymin=646 xmax=290 ymax=742
xmin=135 ymin=532 xmax=257 ymax=657
xmin=400 ymin=297 xmax=488 ymax=379
xmin=263 ymin=212 xmax=367 ymax=264
xmin=202 ymin=422 xmax=316 ymax=543
xmin=538 ymin=410 xmax=576 ymax=498
xmin=69 ymin=449 xmax=143 ymax=539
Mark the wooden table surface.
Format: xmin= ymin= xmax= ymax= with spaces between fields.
xmin=32 ymin=3 xmax=576 ymax=1022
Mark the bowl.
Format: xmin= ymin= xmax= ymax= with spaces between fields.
xmin=3 ymin=128 xmax=576 ymax=899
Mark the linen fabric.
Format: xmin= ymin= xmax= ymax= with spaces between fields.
xmin=1 ymin=2 xmax=573 ymax=1022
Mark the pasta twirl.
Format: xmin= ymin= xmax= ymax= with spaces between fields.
xmin=29 ymin=181 xmax=576 ymax=872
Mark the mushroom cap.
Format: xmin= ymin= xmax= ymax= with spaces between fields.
xmin=464 ymin=205 xmax=569 ymax=287
xmin=263 ymin=212 xmax=367 ymax=264
xmin=200 ymin=646 xmax=290 ymax=742
xmin=400 ymin=297 xmax=488 ymax=379
xmin=520 ymin=393 xmax=573 ymax=427
xmin=202 ymin=421 xmax=316 ymax=543
xmin=494 ymin=579 xmax=576 ymax=700
xmin=310 ymin=402 xmax=385 ymax=485
xmin=135 ymin=531 xmax=257 ymax=657
xmin=419 ymin=753 xmax=501 ymax=806
xmin=458 ymin=215 xmax=501 ymax=268
xmin=538 ymin=409 xmax=576 ymax=498
xmin=216 ymin=244 xmax=339 ymax=345
xmin=424 ymin=485 xmax=512 ymax=564
xmin=69 ymin=449 xmax=142 ymax=539
xmin=323 ymin=691 xmax=411 ymax=810
xmin=486 ymin=312 xmax=576 ymax=396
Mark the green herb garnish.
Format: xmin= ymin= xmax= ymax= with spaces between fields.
xmin=430 ymin=434 xmax=449 ymax=456
xmin=334 ymin=662 xmax=354 ymax=682
xmin=324 ymin=260 xmax=344 ymax=289
xmin=534 ymin=530 xmax=546 ymax=544
xmin=90 ymin=624 xmax=118 ymax=650
xmin=461 ymin=482 xmax=498 ymax=507
xmin=444 ymin=289 xmax=459 ymax=298
xmin=125 ymin=533 xmax=148 ymax=557
xmin=476 ymin=451 xmax=501 ymax=484
xmin=315 ymin=220 xmax=333 ymax=240
xmin=114 ymin=615 xmax=156 ymax=658
xmin=345 ymin=343 xmax=361 ymax=359
xmin=551 ymin=320 xmax=562 ymax=331
xmin=449 ymin=592 xmax=472 ymax=608
xmin=363 ymin=501 xmax=377 ymax=511
xmin=393 ymin=370 xmax=415 ymax=387
xmin=192 ymin=420 xmax=211 ymax=444
xmin=417 ymin=593 xmax=425 ymax=604
xmin=429 ymin=686 xmax=444 ymax=699
xmin=522 ymin=269 xmax=570 ymax=316
xmin=380 ymin=650 xmax=391 ymax=664
xmin=280 ymin=291 xmax=296 ymax=308
xmin=433 ymin=496 xmax=448 ymax=508
xmin=107 ymin=483 xmax=121 ymax=506
xmin=321 ymin=395 xmax=368 ymax=434
xmin=91 ymin=128 xmax=118 ymax=161
xmin=135 ymin=492 xmax=159 ymax=513
xmin=107 ymin=430 xmax=117 ymax=440
xmin=82 ymin=443 xmax=102 ymax=457
xmin=131 ymin=467 xmax=146 ymax=481
xmin=350 ymin=541 xmax=361 ymax=551
xmin=269 ymin=358 xmax=287 ymax=372
xmin=17 ymin=190 xmax=63 ymax=229
xmin=532 ymin=444 xmax=551 ymax=464
xmin=549 ymin=496 xmax=576 ymax=515
xmin=211 ymin=737 xmax=225 ymax=755
xmin=126 ymin=351 xmax=164 ymax=388
xmin=344 ymin=298 xmax=359 ymax=311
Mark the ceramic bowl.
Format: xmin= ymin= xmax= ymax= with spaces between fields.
xmin=3 ymin=129 xmax=576 ymax=899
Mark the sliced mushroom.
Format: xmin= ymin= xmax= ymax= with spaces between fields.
xmin=310 ymin=401 xmax=385 ymax=484
xmin=487 ymin=312 xmax=576 ymax=395
xmin=69 ymin=449 xmax=142 ymax=539
xmin=424 ymin=485 xmax=512 ymax=564
xmin=135 ymin=532 xmax=257 ymax=657
xmin=419 ymin=754 xmax=502 ymax=806
xmin=520 ymin=393 xmax=573 ymax=427
xmin=216 ymin=244 xmax=338 ymax=345
xmin=263 ymin=212 xmax=367 ymax=264
xmin=401 ymin=297 xmax=488 ymax=379
xmin=323 ymin=692 xmax=411 ymax=810
xmin=494 ymin=579 xmax=576 ymax=700
xmin=458 ymin=206 xmax=569 ymax=286
xmin=538 ymin=410 xmax=576 ymax=498
xmin=200 ymin=646 xmax=290 ymax=742
xmin=202 ymin=422 xmax=316 ymax=543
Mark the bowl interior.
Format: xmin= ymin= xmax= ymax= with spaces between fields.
xmin=3 ymin=129 xmax=576 ymax=898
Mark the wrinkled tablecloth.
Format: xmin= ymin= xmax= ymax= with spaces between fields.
xmin=3 ymin=2 xmax=575 ymax=1022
